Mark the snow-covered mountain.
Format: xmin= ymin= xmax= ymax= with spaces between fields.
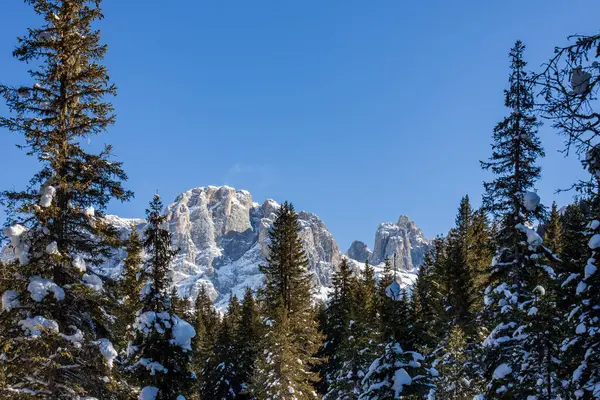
xmin=99 ymin=186 xmax=341 ymax=308
xmin=1 ymin=186 xmax=432 ymax=307
xmin=346 ymin=215 xmax=430 ymax=271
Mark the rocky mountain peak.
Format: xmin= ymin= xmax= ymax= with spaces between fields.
xmin=347 ymin=215 xmax=431 ymax=271
xmin=346 ymin=240 xmax=372 ymax=263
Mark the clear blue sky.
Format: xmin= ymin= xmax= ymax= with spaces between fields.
xmin=1 ymin=1 xmax=598 ymax=251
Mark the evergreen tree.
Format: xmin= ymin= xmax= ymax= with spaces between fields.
xmin=192 ymin=285 xmax=220 ymax=398
xmin=433 ymin=325 xmax=480 ymax=399
xmin=250 ymin=202 xmax=323 ymax=399
xmin=359 ymin=340 xmax=435 ymax=399
xmin=443 ymin=196 xmax=480 ymax=335
xmin=480 ymin=40 xmax=545 ymax=254
xmin=320 ymin=258 xmax=356 ymax=391
xmin=324 ymin=259 xmax=380 ymax=400
xmin=477 ymin=41 xmax=561 ymax=399
xmin=204 ymin=294 xmax=243 ymax=399
xmin=411 ymin=250 xmax=444 ymax=352
xmin=543 ymin=202 xmax=564 ymax=256
xmin=125 ymin=195 xmax=196 ymax=399
xmin=114 ymin=228 xmax=144 ymax=349
xmin=236 ymin=288 xmax=262 ymax=398
xmin=0 ymin=0 xmax=133 ymax=397
xmin=171 ymin=288 xmax=194 ymax=324
xmin=559 ymin=202 xmax=588 ymax=277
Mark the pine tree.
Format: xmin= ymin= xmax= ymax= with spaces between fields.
xmin=125 ymin=195 xmax=196 ymax=399
xmin=433 ymin=325 xmax=480 ymax=399
xmin=236 ymin=288 xmax=262 ymax=398
xmin=477 ymin=41 xmax=561 ymax=399
xmin=114 ymin=228 xmax=144 ymax=349
xmin=444 ymin=196 xmax=479 ymax=334
xmin=320 ymin=258 xmax=356 ymax=391
xmin=192 ymin=285 xmax=220 ymax=398
xmin=359 ymin=340 xmax=435 ymax=399
xmin=250 ymin=202 xmax=323 ymax=399
xmin=561 ymin=198 xmax=600 ymax=397
xmin=0 ymin=0 xmax=133 ymax=397
xmin=543 ymin=202 xmax=564 ymax=256
xmin=480 ymin=40 xmax=545 ymax=252
xmin=324 ymin=260 xmax=380 ymax=400
xmin=171 ymin=288 xmax=194 ymax=324
xmin=203 ymin=294 xmax=243 ymax=399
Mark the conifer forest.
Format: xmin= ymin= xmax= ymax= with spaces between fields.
xmin=1 ymin=1 xmax=600 ymax=399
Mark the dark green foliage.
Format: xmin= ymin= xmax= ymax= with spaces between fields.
xmin=320 ymin=258 xmax=356 ymax=390
xmin=126 ymin=195 xmax=195 ymax=400
xmin=192 ymin=285 xmax=220 ymax=398
xmin=543 ymin=202 xmax=564 ymax=255
xmin=203 ymin=295 xmax=242 ymax=399
xmin=0 ymin=0 xmax=132 ymax=397
xmin=481 ymin=40 xmax=545 ymax=266
xmin=251 ymin=202 xmax=323 ymax=399
xmin=477 ymin=41 xmax=561 ymax=399
xmin=236 ymin=288 xmax=262 ymax=398
xmin=359 ymin=340 xmax=435 ymax=400
xmin=114 ymin=228 xmax=144 ymax=349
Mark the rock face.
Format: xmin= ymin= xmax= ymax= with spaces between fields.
xmin=346 ymin=241 xmax=372 ymax=263
xmin=106 ymin=186 xmax=341 ymax=307
xmin=1 ymin=185 xmax=431 ymax=307
xmin=347 ymin=215 xmax=431 ymax=271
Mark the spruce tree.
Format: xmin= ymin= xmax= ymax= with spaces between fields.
xmin=125 ymin=195 xmax=196 ymax=399
xmin=433 ymin=325 xmax=480 ymax=399
xmin=359 ymin=337 xmax=435 ymax=399
xmin=0 ymin=0 xmax=132 ymax=397
xmin=320 ymin=258 xmax=356 ymax=391
xmin=477 ymin=41 xmax=561 ymax=399
xmin=203 ymin=294 xmax=243 ymax=399
xmin=250 ymin=202 xmax=323 ymax=399
xmin=544 ymin=202 xmax=564 ymax=256
xmin=192 ymin=285 xmax=220 ymax=398
xmin=114 ymin=228 xmax=144 ymax=349
xmin=411 ymin=250 xmax=444 ymax=351
xmin=236 ymin=288 xmax=262 ymax=398
xmin=324 ymin=260 xmax=380 ymax=400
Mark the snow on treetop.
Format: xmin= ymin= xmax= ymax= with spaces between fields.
xmin=584 ymin=263 xmax=597 ymax=280
xmin=515 ymin=223 xmax=542 ymax=250
xmin=19 ymin=315 xmax=59 ymax=336
xmin=139 ymin=386 xmax=159 ymax=400
xmin=94 ymin=339 xmax=117 ymax=369
xmin=170 ymin=315 xmax=196 ymax=351
xmin=385 ymin=280 xmax=402 ymax=300
xmin=1 ymin=290 xmax=20 ymax=312
xmin=492 ymin=363 xmax=512 ymax=380
xmin=533 ymin=285 xmax=545 ymax=296
xmin=73 ymin=256 xmax=86 ymax=272
xmin=83 ymin=274 xmax=104 ymax=292
xmin=392 ymin=368 xmax=412 ymax=396
xmin=61 ymin=328 xmax=84 ymax=347
xmin=2 ymin=224 xmax=30 ymax=264
xmin=587 ymin=220 xmax=600 ymax=230
xmin=522 ymin=191 xmax=540 ymax=212
xmin=45 ymin=241 xmax=60 ymax=255
xmin=39 ymin=185 xmax=56 ymax=208
xmin=588 ymin=234 xmax=600 ymax=250
xmin=28 ymin=276 xmax=65 ymax=302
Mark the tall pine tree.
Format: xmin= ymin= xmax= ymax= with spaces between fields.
xmin=125 ymin=195 xmax=196 ymax=399
xmin=477 ymin=41 xmax=561 ymax=399
xmin=250 ymin=202 xmax=323 ymax=399
xmin=0 ymin=0 xmax=132 ymax=397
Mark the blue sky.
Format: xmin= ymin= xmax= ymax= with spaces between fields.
xmin=1 ymin=0 xmax=598 ymax=251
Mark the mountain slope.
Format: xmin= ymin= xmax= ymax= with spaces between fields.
xmin=1 ymin=186 xmax=431 ymax=307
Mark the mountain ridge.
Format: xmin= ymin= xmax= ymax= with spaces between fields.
xmin=1 ymin=185 xmax=431 ymax=307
